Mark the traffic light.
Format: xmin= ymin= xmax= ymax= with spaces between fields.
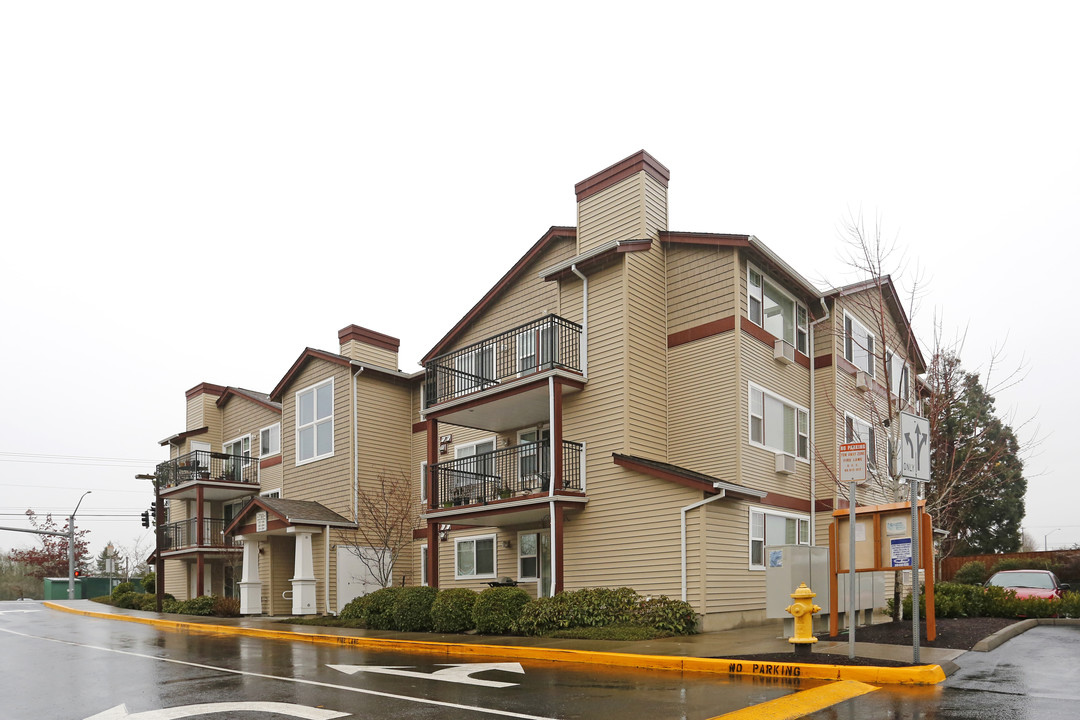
xmin=141 ymin=510 xmax=150 ymax=528
xmin=149 ymin=501 xmax=157 ymax=521
xmin=74 ymin=570 xmax=81 ymax=578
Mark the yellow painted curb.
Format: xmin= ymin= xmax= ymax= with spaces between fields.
xmin=43 ymin=602 xmax=945 ymax=685
xmin=707 ymin=679 xmax=878 ymax=719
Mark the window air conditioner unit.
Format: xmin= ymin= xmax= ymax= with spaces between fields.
xmin=855 ymin=371 xmax=871 ymax=392
xmin=773 ymin=339 xmax=795 ymax=365
xmin=775 ymin=453 xmax=796 ymax=475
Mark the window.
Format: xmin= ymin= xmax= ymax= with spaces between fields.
xmin=750 ymin=508 xmax=811 ymax=568
xmin=261 ymin=489 xmax=281 ymax=499
xmin=453 ymin=438 xmax=496 ymax=503
xmin=885 ymin=349 xmax=910 ymax=400
xmin=420 ymin=461 xmax=428 ymax=503
xmin=420 ymin=544 xmax=428 ymax=586
xmin=223 ymin=435 xmax=252 ymax=481
xmin=517 ymin=322 xmax=558 ymax=375
xmin=518 ymin=428 xmax=550 ymax=488
xmin=749 ymin=384 xmax=810 ymax=461
xmin=844 ymin=313 xmax=875 ymax=376
xmin=846 ymin=415 xmax=877 ymax=468
xmin=518 ymin=531 xmax=539 ymax=581
xmin=296 ymin=379 xmax=333 ymax=464
xmin=455 ymin=534 xmax=495 ymax=578
xmin=453 ymin=346 xmax=495 ymax=396
xmin=748 ymin=265 xmax=808 ymax=354
xmin=260 ymin=423 xmax=281 ymax=457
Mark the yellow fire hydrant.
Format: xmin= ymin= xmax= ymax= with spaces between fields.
xmin=785 ymin=583 xmax=821 ymax=657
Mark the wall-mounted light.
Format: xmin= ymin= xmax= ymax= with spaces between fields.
xmin=501 ymin=540 xmax=513 ymax=550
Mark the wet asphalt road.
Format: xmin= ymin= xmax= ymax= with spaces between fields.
xmin=0 ymin=601 xmax=817 ymax=720
xmin=803 ymin=624 xmax=1080 ymax=720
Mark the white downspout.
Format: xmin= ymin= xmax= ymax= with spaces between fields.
xmin=809 ymin=297 xmax=830 ymax=545
xmin=351 ymin=366 xmax=364 ymax=522
xmin=681 ymin=490 xmax=726 ymax=602
xmin=325 ymin=524 xmax=332 ymax=615
xmin=570 ymin=264 xmax=588 ymax=378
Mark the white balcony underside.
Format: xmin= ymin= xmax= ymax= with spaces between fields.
xmin=424 ymin=369 xmax=584 ymax=432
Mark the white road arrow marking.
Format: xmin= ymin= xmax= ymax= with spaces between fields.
xmin=83 ymin=702 xmax=349 ymax=719
xmin=328 ymin=662 xmax=525 ymax=688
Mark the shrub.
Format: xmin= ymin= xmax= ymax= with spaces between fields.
xmin=953 ymin=561 xmax=989 ymax=585
xmin=213 ymin=595 xmax=241 ymax=617
xmin=360 ymin=587 xmax=402 ymax=630
xmin=431 ymin=588 xmax=478 ymax=633
xmin=162 ymin=598 xmax=182 ymax=614
xmin=989 ymin=558 xmax=1053 ymax=575
xmin=515 ymin=594 xmax=575 ymax=636
xmin=339 ymin=594 xmax=371 ymax=623
xmin=392 ymin=586 xmax=439 ymax=632
xmin=142 ymin=572 xmax=156 ymax=595
xmin=175 ymin=595 xmax=217 ymax=616
xmin=569 ymin=587 xmax=639 ymax=627
xmin=112 ymin=582 xmax=135 ymax=599
xmin=473 ymin=587 xmax=530 ymax=635
xmin=112 ymin=591 xmax=139 ymax=609
xmin=631 ymin=596 xmax=698 ymax=635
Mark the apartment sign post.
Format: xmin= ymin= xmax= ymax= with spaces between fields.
xmin=839 ymin=442 xmax=866 ymax=659
xmin=900 ymin=411 xmax=931 ymax=664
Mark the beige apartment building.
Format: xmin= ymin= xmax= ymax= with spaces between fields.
xmin=151 ymin=150 xmax=924 ymax=631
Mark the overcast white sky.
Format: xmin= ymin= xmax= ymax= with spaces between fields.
xmin=3 ymin=3 xmax=1078 ymax=560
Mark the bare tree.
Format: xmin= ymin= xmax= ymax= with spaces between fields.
xmin=334 ymin=470 xmax=418 ymax=589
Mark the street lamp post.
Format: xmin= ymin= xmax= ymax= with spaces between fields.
xmin=136 ymin=473 xmax=162 ymax=612
xmin=1044 ymin=529 xmax=1060 ymax=552
xmin=68 ymin=491 xmax=92 ymax=600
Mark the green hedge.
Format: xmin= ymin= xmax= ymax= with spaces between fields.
xmin=516 ymin=588 xmax=697 ymax=636
xmin=473 ymin=587 xmax=530 ymax=634
xmin=953 ymin=561 xmax=989 ymax=585
xmin=900 ymin=582 xmax=1080 ymax=619
xmin=431 ymin=588 xmax=478 ymax=633
xmin=392 ymin=586 xmax=439 ymax=632
xmin=360 ymin=587 xmax=402 ymax=630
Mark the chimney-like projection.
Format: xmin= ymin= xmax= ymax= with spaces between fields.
xmin=574 ymin=150 xmax=670 ymax=255
xmin=338 ymin=324 xmax=400 ymax=369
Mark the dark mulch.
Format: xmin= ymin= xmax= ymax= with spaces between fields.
xmin=716 ymin=617 xmax=1022 ymax=667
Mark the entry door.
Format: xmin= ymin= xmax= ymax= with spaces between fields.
xmin=454 ymin=439 xmax=495 ymax=502
xmin=337 ymin=546 xmax=387 ymax=613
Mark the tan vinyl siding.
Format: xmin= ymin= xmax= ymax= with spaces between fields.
xmin=280 ymin=361 xmax=352 ymax=517
xmin=452 ymin=237 xmax=575 ymax=350
xmin=667 ymin=245 xmax=736 ymax=335
xmin=186 ymin=393 xmax=223 ymax=449
xmin=625 ymin=242 xmax=668 ymax=460
xmin=163 ymin=558 xmax=186 ymax=600
xmin=668 ymin=333 xmax=738 ymax=478
xmin=705 ymin=501 xmax=764 ymax=613
xmin=577 ymin=173 xmax=648 ymax=254
xmin=339 ymin=341 xmax=398 ymax=369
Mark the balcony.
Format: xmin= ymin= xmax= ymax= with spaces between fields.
xmin=155 ymin=450 xmax=259 ymax=501
xmin=424 ymin=315 xmax=582 ymax=408
xmin=161 ymin=517 xmax=239 ymax=552
xmin=430 ymin=439 xmax=583 ymax=509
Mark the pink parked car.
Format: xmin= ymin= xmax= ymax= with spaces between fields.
xmin=984 ymin=569 xmax=1071 ymax=600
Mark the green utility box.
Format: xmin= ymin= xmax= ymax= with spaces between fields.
xmin=43 ymin=576 xmax=127 ymax=600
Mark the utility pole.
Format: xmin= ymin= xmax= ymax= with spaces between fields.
xmin=68 ymin=491 xmax=92 ymax=600
xmin=136 ymin=473 xmax=162 ymax=612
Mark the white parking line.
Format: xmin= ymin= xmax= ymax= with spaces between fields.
xmin=0 ymin=627 xmax=558 ymax=720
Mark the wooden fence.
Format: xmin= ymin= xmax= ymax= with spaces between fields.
xmin=941 ymin=549 xmax=1080 ymax=581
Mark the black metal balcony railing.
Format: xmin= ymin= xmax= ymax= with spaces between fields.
xmin=424 ymin=314 xmax=582 ymax=409
xmin=431 ymin=439 xmax=583 ymax=508
xmin=156 ymin=450 xmax=259 ymax=489
xmin=161 ymin=517 xmax=238 ymax=551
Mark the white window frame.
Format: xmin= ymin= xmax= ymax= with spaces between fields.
xmin=517 ymin=530 xmax=541 ymax=582
xmin=222 ymin=434 xmax=253 ymax=481
xmin=517 ymin=427 xmax=550 ymax=489
xmin=259 ymin=422 xmax=281 ymax=458
xmin=516 ymin=322 xmax=558 ymax=376
xmin=749 ymin=506 xmax=811 ymax=570
xmin=452 ymin=436 xmax=497 ymax=503
xmin=420 ymin=460 xmax=428 ymax=504
xmin=260 ymin=489 xmax=281 ymax=499
xmin=748 ymin=383 xmax=810 ymax=461
xmin=453 ymin=345 xmax=496 ymax=397
xmin=747 ymin=263 xmax=809 ymax=354
xmin=844 ymin=312 xmax=876 ymax=377
xmin=420 ymin=543 xmax=428 ymax=586
xmin=454 ymin=533 xmax=497 ymax=579
xmin=845 ymin=413 xmax=877 ymax=468
xmin=884 ymin=347 xmax=910 ymax=401
xmin=295 ymin=378 xmax=334 ymax=466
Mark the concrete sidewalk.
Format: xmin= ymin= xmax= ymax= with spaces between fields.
xmin=43 ymin=600 xmax=962 ymax=676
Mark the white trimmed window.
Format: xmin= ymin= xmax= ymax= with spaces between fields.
xmin=750 ymin=507 xmax=811 ymax=569
xmin=749 ymin=384 xmax=810 ymax=461
xmin=296 ymin=379 xmax=334 ymax=464
xmin=846 ymin=414 xmax=877 ymax=468
xmin=453 ymin=346 xmax=496 ymax=396
xmin=844 ymin=313 xmax=875 ymax=376
xmin=420 ymin=461 xmax=428 ymax=503
xmin=260 ymin=423 xmax=281 ymax=457
xmin=518 ymin=531 xmax=540 ymax=581
xmin=420 ymin=544 xmax=428 ymax=586
xmin=455 ymin=534 xmax=496 ymax=579
xmin=260 ymin=489 xmax=281 ymax=499
xmin=885 ymin=348 xmax=910 ymax=401
xmin=223 ymin=435 xmax=252 ymax=481
xmin=748 ymin=265 xmax=809 ymax=354
xmin=517 ymin=323 xmax=557 ymax=375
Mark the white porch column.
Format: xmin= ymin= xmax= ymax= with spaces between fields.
xmin=289 ymin=529 xmax=317 ymax=615
xmin=237 ymin=535 xmax=262 ymax=615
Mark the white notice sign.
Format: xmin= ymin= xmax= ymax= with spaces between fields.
xmin=256 ymin=511 xmax=267 ymax=533
xmin=839 ymin=443 xmax=867 ymax=485
xmin=890 ymin=537 xmax=913 ymax=567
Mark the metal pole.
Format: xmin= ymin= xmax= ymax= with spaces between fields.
xmin=910 ymin=481 xmax=920 ymax=664
xmin=848 ymin=481 xmax=856 ymax=659
xmin=67 ymin=491 xmax=91 ymax=600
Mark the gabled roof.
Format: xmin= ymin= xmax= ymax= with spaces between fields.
xmin=421 ymin=226 xmax=576 ymax=363
xmin=612 ymin=453 xmax=767 ymax=500
xmin=217 ymin=387 xmax=282 ymax=413
xmin=826 ymin=275 xmax=926 ymax=372
xmin=224 ymin=496 xmax=355 ymax=536
xmin=158 ymin=426 xmax=209 ymax=447
xmin=269 ymin=347 xmax=421 ymax=402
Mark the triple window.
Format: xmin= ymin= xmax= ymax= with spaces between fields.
xmin=750 ymin=508 xmax=810 ymax=568
xmin=296 ymin=379 xmax=333 ymax=464
xmin=844 ymin=313 xmax=875 ymax=376
xmin=749 ymin=384 xmax=809 ymax=461
xmin=748 ymin=265 xmax=808 ymax=354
